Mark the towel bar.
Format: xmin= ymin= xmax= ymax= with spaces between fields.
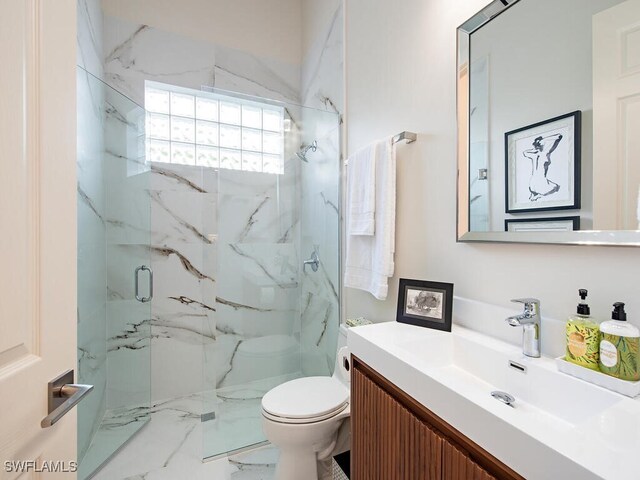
xmin=344 ymin=131 xmax=417 ymax=166
xmin=391 ymin=131 xmax=417 ymax=144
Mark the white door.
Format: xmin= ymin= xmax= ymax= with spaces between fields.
xmin=593 ymin=0 xmax=640 ymax=230
xmin=0 ymin=0 xmax=78 ymax=478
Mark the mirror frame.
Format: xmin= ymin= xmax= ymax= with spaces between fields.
xmin=456 ymin=0 xmax=640 ymax=247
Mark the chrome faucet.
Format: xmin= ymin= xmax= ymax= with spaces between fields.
xmin=506 ymin=298 xmax=541 ymax=358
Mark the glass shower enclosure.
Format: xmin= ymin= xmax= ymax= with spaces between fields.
xmin=77 ymin=67 xmax=151 ymax=479
xmin=198 ymin=88 xmax=341 ymax=459
xmin=77 ymin=73 xmax=340 ymax=475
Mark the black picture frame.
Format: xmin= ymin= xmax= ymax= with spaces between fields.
xmin=504 ymin=216 xmax=580 ymax=232
xmin=396 ymin=279 xmax=453 ymax=332
xmin=504 ymin=111 xmax=581 ymax=214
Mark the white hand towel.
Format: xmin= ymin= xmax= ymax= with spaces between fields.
xmin=347 ymin=144 xmax=376 ymax=235
xmin=344 ymin=137 xmax=396 ymax=300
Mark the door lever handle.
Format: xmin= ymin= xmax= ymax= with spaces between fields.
xmin=41 ymin=370 xmax=93 ymax=428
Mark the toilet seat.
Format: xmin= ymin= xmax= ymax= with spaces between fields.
xmin=262 ymin=403 xmax=348 ymax=424
xmin=261 ymin=376 xmax=349 ymax=424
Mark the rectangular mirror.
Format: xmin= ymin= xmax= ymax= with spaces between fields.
xmin=457 ymin=0 xmax=640 ymax=246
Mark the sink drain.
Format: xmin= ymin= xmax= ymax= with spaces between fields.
xmin=491 ymin=391 xmax=515 ymax=407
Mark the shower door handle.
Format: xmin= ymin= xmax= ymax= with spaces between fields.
xmin=41 ymin=370 xmax=93 ymax=428
xmin=135 ymin=265 xmax=153 ymax=303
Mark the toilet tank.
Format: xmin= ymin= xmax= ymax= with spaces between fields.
xmin=337 ymin=324 xmax=348 ymax=349
xmin=333 ymin=324 xmax=350 ymax=386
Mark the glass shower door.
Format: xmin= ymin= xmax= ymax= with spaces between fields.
xmin=201 ymin=88 xmax=340 ymax=459
xmin=77 ymin=67 xmax=152 ymax=479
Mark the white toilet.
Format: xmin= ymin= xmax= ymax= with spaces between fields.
xmin=261 ymin=329 xmax=350 ymax=480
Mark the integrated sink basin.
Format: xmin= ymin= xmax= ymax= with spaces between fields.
xmin=348 ymin=321 xmax=640 ymax=480
xmin=398 ymin=328 xmax=622 ymax=427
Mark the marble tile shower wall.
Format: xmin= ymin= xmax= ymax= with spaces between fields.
xmin=213 ymin=166 xmax=301 ymax=390
xmin=103 ymin=85 xmax=152 ymax=409
xmin=77 ymin=0 xmax=106 ymax=462
xmin=299 ymin=3 xmax=344 ymax=376
xmin=102 ymin=14 xmax=301 ymax=108
xmin=101 ymin=13 xmax=305 ymax=403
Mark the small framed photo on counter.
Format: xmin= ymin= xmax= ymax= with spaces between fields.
xmin=396 ymin=279 xmax=453 ymax=332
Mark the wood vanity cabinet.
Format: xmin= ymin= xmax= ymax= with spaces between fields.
xmin=351 ymin=356 xmax=524 ymax=480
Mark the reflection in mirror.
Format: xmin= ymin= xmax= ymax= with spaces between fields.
xmin=457 ymin=0 xmax=640 ymax=245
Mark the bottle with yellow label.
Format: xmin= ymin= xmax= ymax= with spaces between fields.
xmin=565 ymin=289 xmax=600 ymax=370
xmin=599 ymin=302 xmax=640 ymax=381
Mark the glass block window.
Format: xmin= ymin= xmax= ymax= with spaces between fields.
xmin=144 ymin=83 xmax=285 ymax=174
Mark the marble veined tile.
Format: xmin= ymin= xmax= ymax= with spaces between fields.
xmin=217 ymin=169 xmax=298 ymax=244
xmin=106 ymin=242 xmax=214 ymax=301
xmin=301 ymin=3 xmax=344 ymax=115
xmin=149 ymin=190 xmax=216 ymax=245
xmin=79 ymin=405 xmax=149 ymax=480
xmin=106 ymin=185 xmax=151 ymax=246
xmin=215 ymin=299 xmax=297 ymax=339
xmin=202 ymin=393 xmax=266 ymax=457
xmin=77 ymin=305 xmax=108 ymax=462
xmin=107 ymin=187 xmax=216 ymax=246
xmin=204 ymin=330 xmax=242 ymax=390
xmin=203 ymin=378 xmax=296 ymax=458
xmin=91 ymin=396 xmax=200 ymax=480
xmin=90 ymin=393 xmax=276 ymax=480
xmin=106 ymin=244 xmax=151 ymax=301
xmin=77 ymin=0 xmax=104 ymax=78
xmin=219 ymin=243 xmax=298 ymax=293
xmin=103 ymin=16 xmax=215 ymax=106
xmin=149 ymin=297 xmax=214 ymax=401
xmin=148 ymin=163 xmax=211 ymax=194
xmin=77 ymin=73 xmax=106 ymax=208
xmin=106 ymin=299 xmax=151 ymax=409
xmin=228 ymin=446 xmax=278 ymax=479
xmin=299 ymin=291 xmax=334 ymax=376
xmin=77 ymin=241 xmax=107 ymax=322
xmin=102 ymin=12 xmax=301 ymax=122
xmin=213 ymin=44 xmax=300 ymax=104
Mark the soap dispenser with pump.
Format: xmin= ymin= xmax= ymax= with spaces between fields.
xmin=599 ymin=302 xmax=640 ymax=381
xmin=565 ymin=289 xmax=599 ymax=370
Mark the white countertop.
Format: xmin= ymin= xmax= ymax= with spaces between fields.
xmin=348 ymin=321 xmax=640 ymax=480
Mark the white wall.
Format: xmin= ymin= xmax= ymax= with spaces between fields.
xmin=345 ymin=0 xmax=640 ymax=356
xmin=102 ymin=0 xmax=302 ymax=65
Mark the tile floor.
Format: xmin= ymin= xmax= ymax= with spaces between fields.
xmin=89 ymin=394 xmax=276 ymax=480
xmin=85 ymin=381 xmax=342 ymax=480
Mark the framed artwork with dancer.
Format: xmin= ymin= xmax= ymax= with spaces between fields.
xmin=505 ymin=111 xmax=581 ymax=213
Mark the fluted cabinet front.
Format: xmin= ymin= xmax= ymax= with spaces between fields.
xmin=352 ymin=356 xmax=519 ymax=480
xmin=352 ymin=364 xmax=443 ymax=480
xmin=442 ymin=439 xmax=496 ymax=480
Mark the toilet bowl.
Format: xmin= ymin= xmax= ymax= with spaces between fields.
xmin=261 ymin=331 xmax=350 ymax=480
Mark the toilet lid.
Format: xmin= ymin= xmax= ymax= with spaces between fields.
xmin=261 ymin=376 xmax=349 ymax=420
